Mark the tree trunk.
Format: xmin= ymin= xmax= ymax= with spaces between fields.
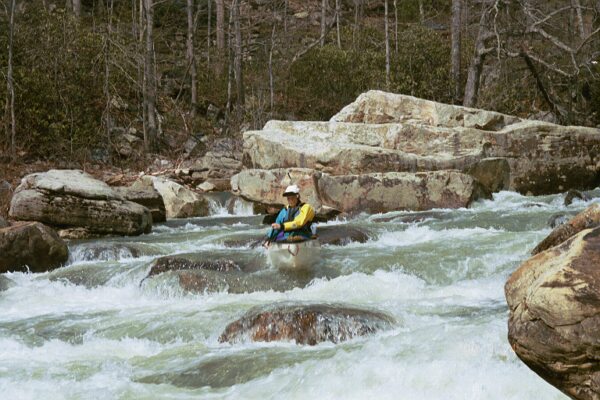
xmin=232 ymin=0 xmax=244 ymax=110
xmin=284 ymin=0 xmax=288 ymax=34
xmin=269 ymin=25 xmax=275 ymax=110
xmin=104 ymin=0 xmax=114 ymax=155
xmin=207 ymin=0 xmax=212 ymax=65
xmin=451 ymin=0 xmax=462 ymax=102
xmin=216 ymin=0 xmax=225 ymax=50
xmin=143 ymin=0 xmax=158 ymax=152
xmin=572 ymin=0 xmax=586 ymax=38
xmin=7 ymin=0 xmax=16 ymax=160
xmin=394 ymin=0 xmax=398 ymax=54
xmin=187 ymin=0 xmax=197 ymax=119
xmin=72 ymin=0 xmax=81 ymax=17
xmin=335 ymin=0 xmax=341 ymax=48
xmin=463 ymin=11 xmax=491 ymax=108
xmin=321 ymin=0 xmax=327 ymax=47
xmin=384 ymin=0 xmax=390 ymax=88
xmin=418 ymin=0 xmax=424 ymax=24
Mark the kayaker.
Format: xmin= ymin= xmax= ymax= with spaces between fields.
xmin=264 ymin=184 xmax=316 ymax=245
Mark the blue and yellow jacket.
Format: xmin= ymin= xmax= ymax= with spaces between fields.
xmin=268 ymin=203 xmax=315 ymax=242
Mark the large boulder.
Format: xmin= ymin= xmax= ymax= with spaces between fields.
xmin=9 ymin=170 xmax=152 ymax=236
xmin=506 ymin=226 xmax=600 ymax=400
xmin=532 ymin=204 xmax=600 ymax=255
xmin=231 ymin=168 xmax=488 ymax=214
xmin=331 ymin=90 xmax=521 ymax=128
xmin=113 ymin=186 xmax=166 ymax=223
xmin=242 ymin=91 xmax=600 ymax=195
xmin=131 ymin=176 xmax=208 ymax=219
xmin=218 ymin=303 xmax=394 ymax=345
xmin=0 ymin=222 xmax=69 ymax=273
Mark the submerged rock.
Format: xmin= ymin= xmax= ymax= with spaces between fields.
xmin=144 ymin=256 xmax=241 ymax=278
xmin=506 ymin=225 xmax=600 ymax=399
xmin=564 ymin=189 xmax=588 ymax=206
xmin=532 ymin=204 xmax=600 ymax=255
xmin=218 ymin=303 xmax=394 ymax=345
xmin=9 ymin=170 xmax=152 ymax=236
xmin=317 ymin=226 xmax=370 ymax=245
xmin=0 ymin=275 xmax=15 ymax=291
xmin=0 ymin=222 xmax=69 ymax=273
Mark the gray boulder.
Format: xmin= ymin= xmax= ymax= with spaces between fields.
xmin=9 ymin=170 xmax=152 ymax=236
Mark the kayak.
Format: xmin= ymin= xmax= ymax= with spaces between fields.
xmin=267 ymin=239 xmax=321 ymax=269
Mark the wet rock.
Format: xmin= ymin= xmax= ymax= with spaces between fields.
xmin=9 ymin=170 xmax=152 ymax=236
xmin=547 ymin=213 xmax=572 ymax=229
xmin=564 ymin=189 xmax=588 ymax=206
xmin=132 ymin=175 xmax=208 ymax=219
xmin=506 ymin=225 xmax=600 ymax=399
xmin=532 ymin=204 xmax=600 ymax=255
xmin=70 ymin=243 xmax=146 ymax=262
xmin=317 ymin=226 xmax=370 ymax=245
xmin=0 ymin=275 xmax=15 ymax=291
xmin=218 ymin=303 xmax=394 ymax=345
xmin=113 ymin=186 xmax=166 ymax=223
xmin=0 ymin=222 xmax=69 ymax=273
xmin=144 ymin=256 xmax=241 ymax=280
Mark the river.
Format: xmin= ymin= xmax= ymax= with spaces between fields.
xmin=1 ymin=190 xmax=583 ymax=399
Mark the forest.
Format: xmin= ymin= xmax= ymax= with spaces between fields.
xmin=0 ymin=0 xmax=599 ymax=165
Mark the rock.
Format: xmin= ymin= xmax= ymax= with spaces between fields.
xmin=218 ymin=303 xmax=394 ymax=345
xmin=0 ymin=275 xmax=15 ymax=291
xmin=331 ymin=90 xmax=521 ymax=128
xmin=547 ymin=213 xmax=572 ymax=229
xmin=9 ymin=170 xmax=152 ymax=236
xmin=294 ymin=11 xmax=309 ymax=19
xmin=242 ymin=119 xmax=482 ymax=175
xmin=143 ymin=256 xmax=241 ymax=281
xmin=0 ymin=222 xmax=69 ymax=273
xmin=0 ymin=217 xmax=8 ymax=229
xmin=317 ymin=226 xmax=370 ymax=245
xmin=113 ymin=186 xmax=166 ymax=223
xmin=70 ymin=243 xmax=146 ymax=262
xmin=192 ymin=138 xmax=243 ymax=180
xmin=58 ymin=228 xmax=95 ymax=240
xmin=532 ymin=204 xmax=600 ymax=255
xmin=114 ymin=133 xmax=142 ymax=157
xmin=242 ymin=91 xmax=600 ymax=195
xmin=183 ymin=135 xmax=207 ymax=158
xmin=231 ymin=168 xmax=489 ymax=214
xmin=131 ymin=175 xmax=208 ymax=219
xmin=506 ymin=225 xmax=600 ymax=399
xmin=564 ymin=189 xmax=588 ymax=206
xmin=197 ymin=181 xmax=216 ymax=192
xmin=467 ymin=158 xmax=510 ymax=193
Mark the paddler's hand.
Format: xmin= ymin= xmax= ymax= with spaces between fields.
xmin=271 ymin=223 xmax=281 ymax=230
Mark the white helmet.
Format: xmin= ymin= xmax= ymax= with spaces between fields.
xmin=283 ymin=184 xmax=300 ymax=197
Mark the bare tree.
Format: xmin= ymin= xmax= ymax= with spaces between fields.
xmin=394 ymin=0 xmax=398 ymax=54
xmin=232 ymin=0 xmax=244 ymax=110
xmin=104 ymin=0 xmax=115 ymax=154
xmin=187 ymin=0 xmax=197 ymax=119
xmin=385 ymin=0 xmax=390 ymax=88
xmin=6 ymin=0 xmax=16 ymax=160
xmin=143 ymin=0 xmax=158 ymax=152
xmin=321 ymin=0 xmax=328 ymax=47
xmin=207 ymin=0 xmax=212 ymax=65
xmin=335 ymin=0 xmax=341 ymax=48
xmin=72 ymin=0 xmax=81 ymax=17
xmin=216 ymin=0 xmax=225 ymax=50
xmin=451 ymin=0 xmax=462 ymax=102
xmin=463 ymin=5 xmax=494 ymax=108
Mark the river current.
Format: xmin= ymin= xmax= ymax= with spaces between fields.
xmin=1 ymin=191 xmax=587 ymax=399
